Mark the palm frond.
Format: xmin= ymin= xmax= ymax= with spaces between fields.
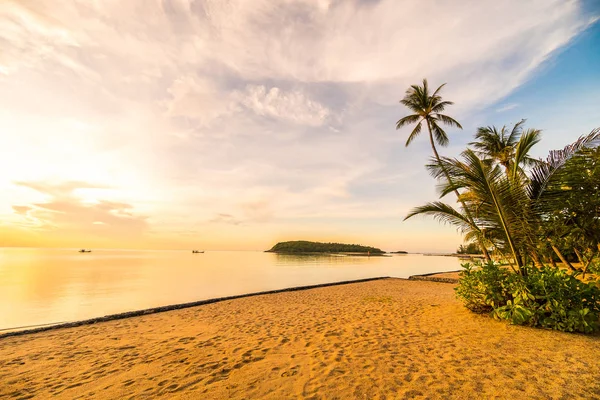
xmin=430 ymin=121 xmax=450 ymax=146
xmin=421 ymin=79 xmax=429 ymax=98
xmin=396 ymin=114 xmax=421 ymax=130
xmin=430 ymin=101 xmax=454 ymax=113
xmin=425 ymin=156 xmax=453 ymax=180
xmin=405 ymin=121 xmax=423 ymax=146
xmin=507 ymin=119 xmax=526 ymax=145
xmin=437 ymin=114 xmax=463 ymax=130
xmin=404 ymin=202 xmax=473 ymax=232
xmin=528 ymin=127 xmax=600 ymax=200
xmin=511 ymin=128 xmax=542 ymax=180
xmin=399 ymin=98 xmax=423 ymax=113
xmin=431 ymin=82 xmax=447 ymax=98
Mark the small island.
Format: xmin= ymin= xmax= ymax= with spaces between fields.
xmin=266 ymin=240 xmax=385 ymax=255
xmin=389 ymin=250 xmax=408 ymax=254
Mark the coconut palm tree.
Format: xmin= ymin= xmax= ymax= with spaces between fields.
xmin=470 ymin=120 xmax=542 ymax=180
xmin=468 ymin=120 xmax=543 ymax=266
xmin=406 ymin=128 xmax=600 ymax=273
xmin=396 ymin=79 xmax=462 ymax=163
xmin=396 ymin=79 xmax=492 ymax=259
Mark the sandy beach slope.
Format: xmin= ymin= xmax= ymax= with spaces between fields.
xmin=1 ymin=278 xmax=599 ymax=399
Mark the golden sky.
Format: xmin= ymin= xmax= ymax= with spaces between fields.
xmin=0 ymin=0 xmax=597 ymax=251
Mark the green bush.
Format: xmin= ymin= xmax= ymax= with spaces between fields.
xmin=456 ymin=242 xmax=483 ymax=255
xmin=587 ymin=259 xmax=600 ymax=275
xmin=455 ymin=261 xmax=600 ymax=333
xmin=454 ymin=261 xmax=511 ymax=313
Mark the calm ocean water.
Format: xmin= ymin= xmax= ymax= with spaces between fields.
xmin=0 ymin=248 xmax=462 ymax=332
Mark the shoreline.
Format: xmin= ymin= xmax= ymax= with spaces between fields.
xmin=1 ymin=271 xmax=463 ymax=339
xmin=2 ymin=277 xmax=599 ymax=399
xmin=408 ymin=270 xmax=461 ymax=283
xmin=0 ymin=276 xmax=390 ymax=340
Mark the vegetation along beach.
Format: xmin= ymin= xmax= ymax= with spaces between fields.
xmin=2 ymin=1 xmax=600 ymax=399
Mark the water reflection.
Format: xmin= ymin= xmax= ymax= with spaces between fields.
xmin=274 ymin=253 xmax=372 ymax=266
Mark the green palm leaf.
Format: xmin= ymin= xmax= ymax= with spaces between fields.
xmin=404 ymin=202 xmax=473 ymax=232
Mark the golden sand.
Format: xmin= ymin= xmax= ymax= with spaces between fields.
xmin=1 ymin=279 xmax=599 ymax=399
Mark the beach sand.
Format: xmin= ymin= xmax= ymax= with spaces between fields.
xmin=1 ymin=279 xmax=599 ymax=399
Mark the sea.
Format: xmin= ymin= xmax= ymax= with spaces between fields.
xmin=0 ymin=248 xmax=462 ymax=332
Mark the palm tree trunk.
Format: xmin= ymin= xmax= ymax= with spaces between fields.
xmin=480 ymin=242 xmax=491 ymax=261
xmin=426 ymin=119 xmax=444 ymax=167
xmin=549 ymin=242 xmax=576 ymax=271
xmin=425 ymin=119 xmax=491 ymax=262
xmin=478 ymin=159 xmax=524 ymax=271
xmin=531 ymin=252 xmax=543 ymax=269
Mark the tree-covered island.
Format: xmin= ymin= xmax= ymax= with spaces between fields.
xmin=266 ymin=241 xmax=385 ymax=255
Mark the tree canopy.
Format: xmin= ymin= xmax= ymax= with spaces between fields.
xmin=266 ymin=241 xmax=384 ymax=254
xmin=398 ymin=79 xmax=600 ymax=332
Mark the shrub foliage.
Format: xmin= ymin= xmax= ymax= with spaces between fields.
xmin=456 ymin=261 xmax=600 ymax=333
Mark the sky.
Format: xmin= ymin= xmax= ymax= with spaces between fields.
xmin=0 ymin=0 xmax=599 ymax=252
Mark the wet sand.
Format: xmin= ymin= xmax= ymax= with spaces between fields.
xmin=1 ymin=279 xmax=599 ymax=399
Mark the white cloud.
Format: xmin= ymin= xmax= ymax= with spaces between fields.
xmin=1 ymin=1 xmax=590 ymax=109
xmin=496 ymin=103 xmax=519 ymax=113
xmin=163 ymin=79 xmax=330 ymax=127
xmin=236 ymin=85 xmax=330 ymax=126
xmin=164 ymin=76 xmax=235 ymax=125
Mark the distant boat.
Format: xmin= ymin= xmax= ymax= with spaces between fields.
xmin=192 ymin=250 xmax=204 ymax=254
xmin=78 ymin=249 xmax=92 ymax=253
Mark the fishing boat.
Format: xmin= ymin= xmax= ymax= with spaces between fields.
xmin=192 ymin=250 xmax=204 ymax=254
xmin=78 ymin=249 xmax=92 ymax=253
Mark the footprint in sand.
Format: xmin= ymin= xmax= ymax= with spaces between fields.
xmin=281 ymin=365 xmax=299 ymax=377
